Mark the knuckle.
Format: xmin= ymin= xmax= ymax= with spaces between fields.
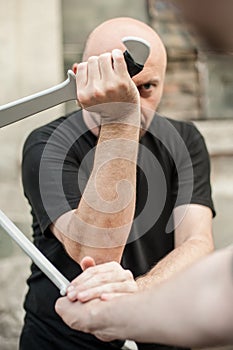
xmin=54 ymin=299 xmax=62 ymax=313
xmin=88 ymin=55 xmax=98 ymax=63
xmin=98 ymin=274 xmax=107 ymax=284
xmin=69 ymin=318 xmax=79 ymax=330
xmin=124 ymin=269 xmax=134 ymax=280
xmin=117 ymin=80 xmax=129 ymax=91
xmin=124 ymin=280 xmax=137 ymax=292
xmin=77 ymin=91 xmax=89 ymax=105
xmin=109 ymin=261 xmax=120 ymax=269
xmin=99 ymin=52 xmax=111 ymax=61
xmin=113 ymin=52 xmax=124 ymax=62
xmin=78 ymin=86 xmax=105 ymax=106
xmin=93 ymin=87 xmax=105 ymax=99
xmin=77 ymin=62 xmax=87 ymax=71
xmin=82 ymin=270 xmax=93 ymax=283
xmin=105 ymin=83 xmax=116 ymax=95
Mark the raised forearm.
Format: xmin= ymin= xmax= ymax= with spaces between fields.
xmin=72 ymin=117 xmax=140 ymax=261
xmin=51 ymin=49 xmax=140 ymax=264
xmin=54 ymin=112 xmax=140 ymax=263
xmin=78 ymin=120 xmax=139 ymax=222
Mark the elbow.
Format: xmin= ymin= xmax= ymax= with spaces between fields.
xmin=52 ymin=210 xmax=131 ymax=264
xmin=62 ymin=227 xmax=125 ymax=265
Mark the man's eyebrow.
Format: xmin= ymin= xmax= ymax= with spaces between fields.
xmin=140 ymin=78 xmax=160 ymax=85
xmin=150 ymin=78 xmax=160 ymax=84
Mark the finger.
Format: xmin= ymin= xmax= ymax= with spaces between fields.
xmin=70 ymin=261 xmax=122 ymax=286
xmin=72 ymin=268 xmax=131 ymax=294
xmin=100 ymin=292 xmax=127 ymax=301
xmin=76 ymin=62 xmax=88 ymax=89
xmin=77 ymin=280 xmax=138 ymax=302
xmin=80 ymin=256 xmax=96 ymax=271
xmin=76 ymin=62 xmax=88 ymax=104
xmin=98 ymin=52 xmax=114 ymax=81
xmin=112 ymin=49 xmax=128 ymax=77
xmin=67 ymin=285 xmax=78 ymax=301
xmin=67 ymin=257 xmax=96 ymax=300
xmin=87 ymin=55 xmax=101 ymax=83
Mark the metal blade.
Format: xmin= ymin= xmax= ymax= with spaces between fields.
xmin=0 ymin=37 xmax=150 ymax=128
xmin=0 ymin=70 xmax=77 ymax=128
xmin=0 ymin=210 xmax=70 ymax=295
xmin=122 ymin=36 xmax=150 ymax=66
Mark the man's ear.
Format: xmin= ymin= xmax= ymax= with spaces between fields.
xmin=72 ymin=63 xmax=78 ymax=74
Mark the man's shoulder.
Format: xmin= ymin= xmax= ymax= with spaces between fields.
xmin=150 ymin=113 xmax=203 ymax=143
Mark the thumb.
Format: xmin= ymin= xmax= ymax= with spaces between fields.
xmin=80 ymin=256 xmax=96 ymax=271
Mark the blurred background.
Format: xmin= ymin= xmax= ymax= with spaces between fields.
xmin=0 ymin=1 xmax=232 ymax=349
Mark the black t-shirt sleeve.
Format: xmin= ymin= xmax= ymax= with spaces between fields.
xmin=22 ymin=127 xmax=86 ymax=236
xmin=173 ymin=123 xmax=215 ymax=216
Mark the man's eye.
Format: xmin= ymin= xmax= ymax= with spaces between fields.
xmin=138 ymin=83 xmax=152 ymax=90
xmin=137 ymin=82 xmax=158 ymax=96
xmin=142 ymin=83 xmax=152 ymax=90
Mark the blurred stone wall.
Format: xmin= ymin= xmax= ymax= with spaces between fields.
xmin=147 ymin=0 xmax=233 ymax=254
xmin=0 ymin=0 xmax=63 ymax=348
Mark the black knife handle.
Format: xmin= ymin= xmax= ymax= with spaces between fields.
xmin=123 ymin=50 xmax=144 ymax=77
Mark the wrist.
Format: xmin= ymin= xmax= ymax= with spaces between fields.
xmin=100 ymin=102 xmax=140 ymax=126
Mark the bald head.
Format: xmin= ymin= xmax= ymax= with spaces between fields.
xmin=78 ymin=18 xmax=168 ymax=134
xmin=82 ymin=17 xmax=167 ymax=70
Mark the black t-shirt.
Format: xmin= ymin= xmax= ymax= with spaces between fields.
xmin=20 ymin=110 xmax=215 ymax=350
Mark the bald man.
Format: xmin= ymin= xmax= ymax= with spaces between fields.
xmin=20 ymin=17 xmax=214 ymax=350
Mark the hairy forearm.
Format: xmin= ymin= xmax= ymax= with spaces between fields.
xmin=77 ymin=119 xmax=140 ymax=229
xmin=99 ymin=248 xmax=233 ymax=347
xmin=54 ymin=113 xmax=140 ymax=264
xmin=136 ymin=237 xmax=214 ymax=289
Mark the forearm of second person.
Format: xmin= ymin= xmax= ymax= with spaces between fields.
xmin=52 ymin=115 xmax=140 ymax=264
xmin=101 ymin=248 xmax=233 ymax=347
